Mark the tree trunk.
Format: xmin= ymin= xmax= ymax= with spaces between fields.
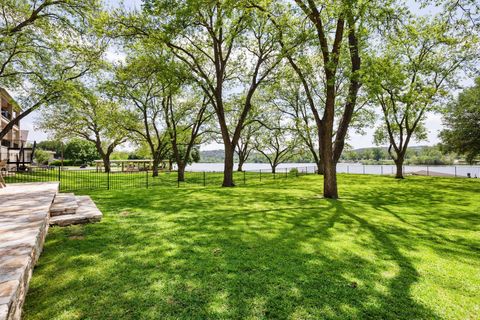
xmin=152 ymin=157 xmax=161 ymax=177
xmin=323 ymin=159 xmax=338 ymax=198
xmin=177 ymin=162 xmax=186 ymax=182
xmin=237 ymin=157 xmax=245 ymax=172
xmin=223 ymin=143 xmax=235 ymax=187
xmin=271 ymin=166 xmax=276 ymax=174
xmin=102 ymin=154 xmax=111 ymax=173
xmin=316 ymin=158 xmax=324 ymax=175
xmin=395 ymin=158 xmax=404 ymax=179
xmin=320 ymin=104 xmax=338 ymax=199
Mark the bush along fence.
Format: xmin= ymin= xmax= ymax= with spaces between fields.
xmin=1 ymin=164 xmax=478 ymax=192
xmin=0 ymin=166 xmax=317 ymax=192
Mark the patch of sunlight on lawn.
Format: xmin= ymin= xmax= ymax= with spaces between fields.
xmin=22 ymin=174 xmax=480 ymax=320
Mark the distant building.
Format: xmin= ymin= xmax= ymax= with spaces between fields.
xmin=0 ymin=88 xmax=35 ymax=171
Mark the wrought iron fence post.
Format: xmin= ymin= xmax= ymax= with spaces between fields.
xmin=427 ymin=165 xmax=429 ymax=176
xmin=347 ymin=165 xmax=349 ymax=174
xmin=107 ymin=170 xmax=110 ymax=190
xmin=203 ymin=171 xmax=206 ymax=187
xmin=57 ymin=166 xmax=61 ymax=182
xmin=243 ymin=170 xmax=246 ymax=185
xmin=363 ymin=165 xmax=365 ymax=174
xmin=146 ymin=170 xmax=149 ymax=188
xmin=177 ymin=171 xmax=180 ymax=188
xmin=260 ymin=169 xmax=262 ymax=181
xmin=381 ymin=165 xmax=383 ymax=175
xmin=455 ymin=166 xmax=457 ymax=177
xmin=285 ymin=167 xmax=288 ymax=178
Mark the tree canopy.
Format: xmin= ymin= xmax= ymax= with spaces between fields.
xmin=2 ymin=0 xmax=478 ymax=197
xmin=440 ymin=77 xmax=480 ymax=164
xmin=365 ymin=14 xmax=478 ymax=178
xmin=0 ymin=0 xmax=106 ymax=140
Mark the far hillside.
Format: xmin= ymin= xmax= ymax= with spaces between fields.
xmin=200 ymin=145 xmax=459 ymax=166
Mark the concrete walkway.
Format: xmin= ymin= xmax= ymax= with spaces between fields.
xmin=0 ymin=183 xmax=58 ymax=320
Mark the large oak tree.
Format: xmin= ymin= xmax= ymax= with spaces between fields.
xmin=36 ymin=80 xmax=128 ymax=172
xmin=256 ymin=0 xmax=392 ymax=198
xmin=0 ymin=0 xmax=105 ymax=140
xmin=140 ymin=0 xmax=281 ymax=187
xmin=366 ymin=16 xmax=478 ymax=178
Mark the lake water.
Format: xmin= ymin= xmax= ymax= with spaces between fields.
xmin=184 ymin=162 xmax=480 ymax=178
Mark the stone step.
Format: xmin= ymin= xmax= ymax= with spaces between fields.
xmin=49 ymin=196 xmax=102 ymax=227
xmin=49 ymin=193 xmax=78 ymax=217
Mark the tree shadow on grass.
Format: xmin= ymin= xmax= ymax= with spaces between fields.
xmin=23 ymin=176 xmax=478 ymax=319
xmin=351 ymin=176 xmax=480 ymax=264
xmin=334 ymin=200 xmax=430 ymax=319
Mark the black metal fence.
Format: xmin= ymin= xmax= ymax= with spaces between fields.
xmin=336 ymin=164 xmax=480 ymax=177
xmin=1 ymin=166 xmax=317 ymax=192
xmin=3 ymin=164 xmax=477 ymax=192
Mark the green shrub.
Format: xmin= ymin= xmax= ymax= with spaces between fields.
xmin=34 ymin=149 xmax=50 ymax=165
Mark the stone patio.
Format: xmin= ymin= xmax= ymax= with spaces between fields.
xmin=0 ymin=183 xmax=58 ymax=320
xmin=0 ymin=183 xmax=103 ymax=320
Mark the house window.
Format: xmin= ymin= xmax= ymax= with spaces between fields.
xmin=1 ymin=109 xmax=10 ymax=120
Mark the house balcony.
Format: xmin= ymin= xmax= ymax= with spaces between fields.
xmin=6 ymin=148 xmax=34 ymax=164
xmin=1 ymin=139 xmax=35 ymax=169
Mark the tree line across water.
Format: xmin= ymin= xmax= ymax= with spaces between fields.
xmin=201 ymin=145 xmax=461 ymax=166
xmin=1 ymin=1 xmax=479 ymax=198
xmin=35 ymin=142 xmax=459 ymax=169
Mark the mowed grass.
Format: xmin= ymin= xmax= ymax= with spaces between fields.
xmin=23 ymin=175 xmax=479 ymax=319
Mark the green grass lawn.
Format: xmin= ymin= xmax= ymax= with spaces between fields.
xmin=23 ymin=175 xmax=479 ymax=319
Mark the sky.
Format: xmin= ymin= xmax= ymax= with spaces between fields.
xmin=19 ymin=0 xmax=459 ymax=151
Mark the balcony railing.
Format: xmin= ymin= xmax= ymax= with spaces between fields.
xmin=0 ymin=140 xmax=35 ymax=167
xmin=3 ymin=139 xmax=34 ymax=148
xmin=6 ymin=149 xmax=33 ymax=163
